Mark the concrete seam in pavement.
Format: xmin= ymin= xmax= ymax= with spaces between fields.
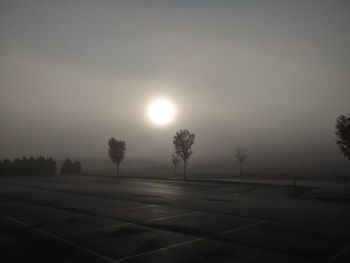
xmin=116 ymin=220 xmax=267 ymax=262
xmin=4 ymin=214 xmax=118 ymax=263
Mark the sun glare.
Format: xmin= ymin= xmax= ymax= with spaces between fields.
xmin=147 ymin=98 xmax=175 ymax=126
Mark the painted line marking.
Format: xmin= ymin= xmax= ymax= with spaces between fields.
xmin=117 ymin=220 xmax=267 ymax=262
xmin=4 ymin=215 xmax=118 ymax=263
xmin=62 ymin=223 xmax=132 ymax=237
xmin=106 ymin=204 xmax=156 ymax=212
xmin=3 ymin=206 xmax=52 ymax=216
xmin=147 ymin=212 xmax=201 ymax=222
xmin=61 ymin=212 xmax=200 ymax=237
xmin=2 ymin=185 xmax=275 ymax=223
xmin=327 ymin=243 xmax=350 ymax=262
xmin=2 ymin=199 xmax=200 ymax=239
xmin=43 ymin=213 xmax=84 ymax=221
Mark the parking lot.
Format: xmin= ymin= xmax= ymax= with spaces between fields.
xmin=0 ymin=175 xmax=349 ymax=262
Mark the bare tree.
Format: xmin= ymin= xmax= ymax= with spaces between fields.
xmin=236 ymin=147 xmax=248 ymax=178
xmin=171 ymin=153 xmax=181 ymax=178
xmin=108 ymin=138 xmax=126 ymax=176
xmin=173 ymin=129 xmax=195 ymax=179
xmin=335 ymin=113 xmax=350 ymax=160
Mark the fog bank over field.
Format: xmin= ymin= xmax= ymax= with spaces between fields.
xmin=79 ymin=156 xmax=349 ymax=179
xmin=1 ymin=1 xmax=350 ymax=175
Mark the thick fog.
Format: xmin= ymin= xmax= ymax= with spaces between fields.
xmin=1 ymin=1 xmax=350 ymax=176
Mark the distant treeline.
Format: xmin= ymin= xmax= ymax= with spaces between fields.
xmin=0 ymin=157 xmax=56 ymax=175
xmin=60 ymin=158 xmax=82 ymax=175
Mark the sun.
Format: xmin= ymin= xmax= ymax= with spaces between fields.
xmin=147 ymin=98 xmax=175 ymax=125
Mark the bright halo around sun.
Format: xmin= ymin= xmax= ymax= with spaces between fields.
xmin=147 ymin=98 xmax=175 ymax=126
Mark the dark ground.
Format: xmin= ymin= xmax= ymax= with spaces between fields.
xmin=0 ymin=175 xmax=349 ymax=263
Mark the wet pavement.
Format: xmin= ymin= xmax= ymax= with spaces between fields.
xmin=0 ymin=175 xmax=349 ymax=262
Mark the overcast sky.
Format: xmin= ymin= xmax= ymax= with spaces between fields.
xmin=1 ymin=0 xmax=349 ymax=174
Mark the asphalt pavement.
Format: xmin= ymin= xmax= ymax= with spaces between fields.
xmin=0 ymin=175 xmax=349 ymax=262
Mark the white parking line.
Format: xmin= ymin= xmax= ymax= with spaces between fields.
xmin=106 ymin=204 xmax=156 ymax=212
xmin=2 ymin=199 xmax=268 ymax=263
xmin=5 ymin=206 xmax=51 ymax=216
xmin=44 ymin=213 xmax=84 ymax=221
xmin=61 ymin=211 xmax=200 ymax=237
xmin=62 ymin=222 xmax=132 ymax=237
xmin=4 ymin=215 xmax=118 ymax=263
xmin=147 ymin=211 xmax=201 ymax=222
xmin=117 ymin=220 xmax=267 ymax=262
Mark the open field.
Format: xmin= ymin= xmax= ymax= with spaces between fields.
xmin=0 ymin=175 xmax=350 ymax=262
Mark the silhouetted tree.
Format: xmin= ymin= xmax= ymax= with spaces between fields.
xmin=173 ymin=129 xmax=195 ymax=179
xmin=46 ymin=157 xmax=57 ymax=175
xmin=0 ymin=159 xmax=11 ymax=173
xmin=19 ymin=157 xmax=28 ymax=174
xmin=37 ymin=156 xmax=46 ymax=174
xmin=108 ymin=138 xmax=126 ymax=176
xmin=335 ymin=113 xmax=350 ymax=160
xmin=1 ymin=157 xmax=56 ymax=175
xmin=60 ymin=158 xmax=80 ymax=175
xmin=236 ymin=147 xmax=248 ymax=178
xmin=171 ymin=153 xmax=181 ymax=178
xmin=28 ymin=156 xmax=36 ymax=174
xmin=12 ymin=158 xmax=21 ymax=173
xmin=72 ymin=161 xmax=82 ymax=174
xmin=61 ymin=158 xmax=72 ymax=175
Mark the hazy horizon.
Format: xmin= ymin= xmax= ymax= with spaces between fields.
xmin=1 ymin=1 xmax=350 ymax=175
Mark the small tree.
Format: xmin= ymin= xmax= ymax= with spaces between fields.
xmin=171 ymin=153 xmax=181 ymax=178
xmin=0 ymin=159 xmax=11 ymax=174
xmin=72 ymin=161 xmax=82 ymax=174
xmin=61 ymin=158 xmax=72 ymax=175
xmin=173 ymin=129 xmax=195 ymax=179
xmin=236 ymin=147 xmax=248 ymax=178
xmin=108 ymin=137 xmax=126 ymax=176
xmin=335 ymin=113 xmax=350 ymax=160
